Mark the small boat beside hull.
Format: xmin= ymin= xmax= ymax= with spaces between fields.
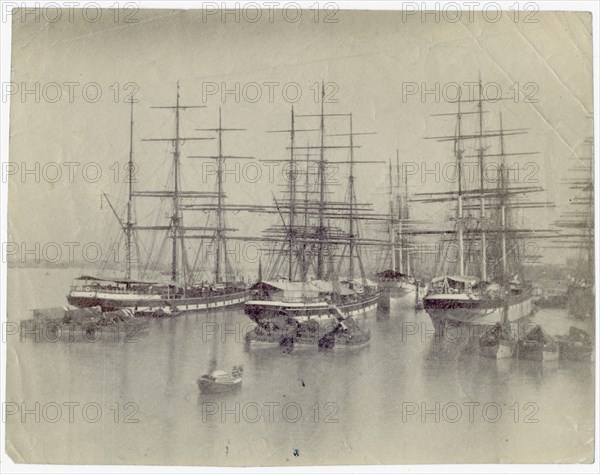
xmin=516 ymin=324 xmax=559 ymax=362
xmin=479 ymin=323 xmax=516 ymax=359
xmin=318 ymin=320 xmax=371 ymax=350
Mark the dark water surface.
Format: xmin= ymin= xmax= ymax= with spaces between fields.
xmin=5 ymin=268 xmax=595 ymax=465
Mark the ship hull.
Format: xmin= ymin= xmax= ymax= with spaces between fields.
xmin=376 ymin=280 xmax=416 ymax=298
xmin=244 ymin=292 xmax=380 ymax=326
xmin=424 ymin=293 xmax=533 ymax=323
xmin=424 ymin=292 xmax=534 ymax=337
xmin=67 ymin=289 xmax=250 ymax=315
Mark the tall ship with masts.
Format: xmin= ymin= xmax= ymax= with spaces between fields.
xmin=67 ymin=85 xmax=249 ymax=315
xmin=375 ymin=152 xmax=419 ymax=298
xmin=553 ymin=133 xmax=595 ymax=321
xmin=244 ymin=85 xmax=381 ymax=328
xmin=417 ymin=79 xmax=553 ymax=335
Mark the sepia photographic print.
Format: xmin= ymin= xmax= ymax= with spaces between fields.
xmin=1 ymin=1 xmax=598 ymax=471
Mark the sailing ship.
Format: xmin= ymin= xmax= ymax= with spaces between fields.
xmin=552 ymin=134 xmax=595 ymax=321
xmin=67 ymin=85 xmax=249 ymax=315
xmin=416 ymin=79 xmax=553 ymax=337
xmin=244 ymin=85 xmax=381 ymax=330
xmin=374 ymin=152 xmax=418 ymax=299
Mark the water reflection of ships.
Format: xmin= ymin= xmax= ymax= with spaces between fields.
xmin=417 ymin=80 xmax=553 ymax=337
xmin=68 ymin=87 xmax=248 ymax=315
xmin=244 ymin=86 xmax=381 ymax=328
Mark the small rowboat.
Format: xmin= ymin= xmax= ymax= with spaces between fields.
xmin=197 ymin=366 xmax=243 ymax=394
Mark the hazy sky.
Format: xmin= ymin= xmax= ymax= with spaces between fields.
xmin=7 ymin=9 xmax=594 ymax=273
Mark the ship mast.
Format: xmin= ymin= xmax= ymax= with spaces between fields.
xmin=172 ymin=84 xmax=183 ymax=284
xmin=348 ymin=114 xmax=356 ymax=280
xmin=215 ymin=108 xmax=224 ymax=282
xmin=477 ymin=76 xmax=488 ymax=282
xmin=456 ymin=93 xmax=465 ymax=276
xmin=401 ymin=153 xmax=411 ymax=275
xmin=395 ymin=149 xmax=405 ymax=274
xmin=498 ymin=112 xmax=508 ymax=280
xmin=388 ymin=159 xmax=396 ymax=272
xmin=301 ymin=144 xmax=310 ymax=281
xmin=141 ymin=82 xmax=212 ymax=287
xmin=317 ymin=81 xmax=326 ymax=279
xmin=189 ymin=107 xmax=254 ymax=284
xmin=125 ymin=98 xmax=135 ymax=280
xmin=288 ymin=107 xmax=296 ymax=280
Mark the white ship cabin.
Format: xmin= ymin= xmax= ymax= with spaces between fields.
xmin=70 ymin=275 xmax=176 ymax=296
xmin=428 ymin=275 xmax=479 ymax=295
xmin=251 ymin=279 xmax=359 ymax=303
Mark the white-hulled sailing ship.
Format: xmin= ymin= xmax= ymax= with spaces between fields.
xmin=416 ymin=80 xmax=554 ymax=338
xmin=244 ymin=85 xmax=382 ymax=330
xmin=67 ymin=85 xmax=249 ymax=316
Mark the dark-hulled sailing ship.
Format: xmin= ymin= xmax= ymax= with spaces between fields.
xmin=415 ymin=79 xmax=554 ymax=337
xmin=67 ymin=85 xmax=249 ymax=315
xmin=244 ymin=85 xmax=382 ymax=328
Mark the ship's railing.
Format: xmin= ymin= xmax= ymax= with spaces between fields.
xmin=280 ymin=296 xmax=321 ymax=304
xmin=69 ymin=284 xmax=165 ymax=296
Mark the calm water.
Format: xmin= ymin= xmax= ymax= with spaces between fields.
xmin=5 ymin=268 xmax=595 ymax=465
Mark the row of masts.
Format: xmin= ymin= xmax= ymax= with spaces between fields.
xmin=261 ymin=83 xmax=384 ymax=283
xmin=110 ymin=82 xmax=389 ymax=289
xmin=551 ymin=133 xmax=594 ymax=282
xmin=106 ymin=78 xmax=566 ymax=290
xmin=410 ymin=77 xmax=555 ymax=284
xmin=111 ymin=82 xmax=248 ymax=289
xmin=386 ymin=151 xmax=412 ymax=275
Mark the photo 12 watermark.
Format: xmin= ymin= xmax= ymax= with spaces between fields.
xmin=401 ymin=401 xmax=540 ymax=423
xmin=2 ymin=2 xmax=140 ymax=24
xmin=401 ymin=81 xmax=539 ymax=104
xmin=201 ymin=400 xmax=339 ymax=423
xmin=1 ymin=81 xmax=139 ymax=104
xmin=400 ymin=2 xmax=539 ymax=24
xmin=2 ymin=401 xmax=140 ymax=423
xmin=200 ymin=2 xmax=340 ymax=24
